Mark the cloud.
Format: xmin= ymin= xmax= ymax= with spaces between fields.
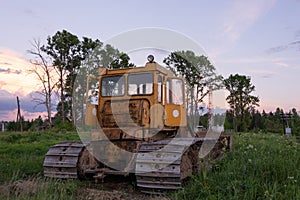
xmin=266 ymin=45 xmax=288 ymax=53
xmin=0 ymin=89 xmax=59 ymax=121
xmin=266 ymin=40 xmax=300 ymax=54
xmin=23 ymin=8 xmax=39 ymax=19
xmin=220 ymin=55 xmax=299 ymax=71
xmin=274 ymin=61 xmax=300 ymax=71
xmin=0 ymin=109 xmax=48 ymax=121
xmin=0 ymin=81 xmax=6 ymax=89
xmin=220 ymin=0 xmax=276 ymax=42
xmin=0 ymin=62 xmax=12 ymax=65
xmin=0 ymin=48 xmax=42 ymax=95
xmin=24 ymin=9 xmax=34 ymax=16
xmin=248 ymin=69 xmax=278 ymax=78
xmin=0 ymin=48 xmax=59 ymax=122
xmin=274 ymin=62 xmax=289 ymax=68
xmin=0 ymin=89 xmax=46 ymax=113
xmin=0 ymin=48 xmax=32 ymax=72
xmin=295 ymin=29 xmax=300 ymax=38
xmin=220 ymin=57 xmax=280 ymax=64
xmin=0 ymin=67 xmax=22 ymax=74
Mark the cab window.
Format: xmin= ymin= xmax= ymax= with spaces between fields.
xmin=158 ymin=75 xmax=162 ymax=102
xmin=101 ymin=76 xmax=125 ymax=96
xmin=166 ymin=78 xmax=184 ymax=105
xmin=87 ymin=76 xmax=99 ymax=104
xmin=128 ymin=73 xmax=153 ymax=95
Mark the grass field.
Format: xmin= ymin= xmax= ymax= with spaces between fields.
xmin=173 ymin=133 xmax=300 ymax=200
xmin=0 ymin=131 xmax=299 ymax=199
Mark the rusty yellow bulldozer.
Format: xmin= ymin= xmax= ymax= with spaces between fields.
xmin=43 ymin=55 xmax=232 ymax=194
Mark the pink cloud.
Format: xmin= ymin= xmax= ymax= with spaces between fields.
xmin=0 ymin=109 xmax=49 ymax=121
xmin=0 ymin=81 xmax=6 ymax=89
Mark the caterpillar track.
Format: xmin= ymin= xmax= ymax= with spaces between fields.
xmin=43 ymin=135 xmax=232 ymax=194
xmin=135 ymin=138 xmax=200 ymax=193
xmin=43 ymin=142 xmax=85 ymax=179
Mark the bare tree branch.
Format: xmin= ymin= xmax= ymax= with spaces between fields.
xmin=27 ymin=39 xmax=58 ymax=127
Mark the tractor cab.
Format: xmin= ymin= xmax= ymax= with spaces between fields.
xmin=85 ymin=56 xmax=186 ymax=140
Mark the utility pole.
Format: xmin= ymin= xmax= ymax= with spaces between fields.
xmin=207 ymin=85 xmax=213 ymax=128
xmin=16 ymin=96 xmax=23 ymax=132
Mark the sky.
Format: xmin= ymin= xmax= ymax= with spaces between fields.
xmin=0 ymin=0 xmax=300 ymax=121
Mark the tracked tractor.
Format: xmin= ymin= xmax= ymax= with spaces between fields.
xmin=43 ymin=55 xmax=232 ymax=194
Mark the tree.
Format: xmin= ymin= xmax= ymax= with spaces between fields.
xmin=164 ymin=50 xmax=223 ymax=128
xmin=249 ymin=110 xmax=263 ymax=131
xmin=42 ymin=30 xmax=83 ymax=121
xmin=65 ymin=37 xmax=102 ymax=123
xmin=291 ymin=108 xmax=300 ymax=134
xmin=111 ymin=53 xmax=135 ymax=69
xmin=28 ymin=39 xmax=57 ymax=127
xmin=84 ymin=43 xmax=135 ymax=70
xmin=224 ymin=110 xmax=234 ymax=130
xmin=42 ymin=30 xmax=135 ymax=124
xmin=224 ymin=74 xmax=259 ymax=132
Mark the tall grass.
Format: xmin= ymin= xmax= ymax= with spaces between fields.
xmin=0 ymin=131 xmax=299 ymax=199
xmin=172 ymin=133 xmax=300 ymax=199
xmin=0 ymin=176 xmax=81 ymax=200
xmin=0 ymin=131 xmax=80 ymax=184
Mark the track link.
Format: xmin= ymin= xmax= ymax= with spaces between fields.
xmin=135 ymin=138 xmax=204 ymax=194
xmin=43 ymin=142 xmax=85 ymax=179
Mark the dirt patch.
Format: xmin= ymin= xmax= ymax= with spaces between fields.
xmin=0 ymin=178 xmax=172 ymax=200
xmin=82 ymin=188 xmax=124 ymax=200
xmin=0 ymin=180 xmax=39 ymax=198
xmin=10 ymin=180 xmax=39 ymax=196
xmin=0 ymin=185 xmax=9 ymax=196
xmin=81 ymin=188 xmax=171 ymax=200
xmin=80 ymin=180 xmax=171 ymax=200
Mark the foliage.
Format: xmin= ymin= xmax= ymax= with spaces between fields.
xmin=41 ymin=30 xmax=99 ymax=121
xmin=224 ymin=108 xmax=300 ymax=135
xmin=42 ymin=30 xmax=78 ymax=121
xmin=164 ymin=50 xmax=223 ymax=101
xmin=6 ymin=116 xmax=43 ymax=132
xmin=224 ymin=74 xmax=260 ymax=132
xmin=82 ymin=43 xmax=135 ymax=70
xmin=52 ymin=120 xmax=76 ymax=132
xmin=41 ymin=29 xmax=135 ymax=124
xmin=291 ymin=108 xmax=300 ymax=134
xmin=172 ymin=133 xmax=300 ymax=200
xmin=164 ymin=50 xmax=223 ymax=128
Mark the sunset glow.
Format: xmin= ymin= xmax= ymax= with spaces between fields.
xmin=1 ymin=0 xmax=300 ymax=121
xmin=0 ymin=49 xmax=41 ymax=95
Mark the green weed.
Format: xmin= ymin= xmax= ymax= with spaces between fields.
xmin=172 ymin=133 xmax=300 ymax=200
xmin=1 ymin=131 xmax=299 ymax=199
xmin=0 ymin=131 xmax=80 ymax=183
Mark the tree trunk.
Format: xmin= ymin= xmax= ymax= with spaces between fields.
xmin=46 ymin=69 xmax=52 ymax=127
xmin=60 ymin=69 xmax=65 ymax=122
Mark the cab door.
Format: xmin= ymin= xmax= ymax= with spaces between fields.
xmin=85 ymin=75 xmax=99 ymax=127
xmin=164 ymin=77 xmax=187 ymax=127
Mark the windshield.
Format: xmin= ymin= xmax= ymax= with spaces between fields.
xmin=128 ymin=73 xmax=153 ymax=95
xmin=101 ymin=76 xmax=125 ymax=96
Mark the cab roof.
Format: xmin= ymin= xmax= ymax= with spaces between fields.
xmin=98 ymin=62 xmax=174 ymax=76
